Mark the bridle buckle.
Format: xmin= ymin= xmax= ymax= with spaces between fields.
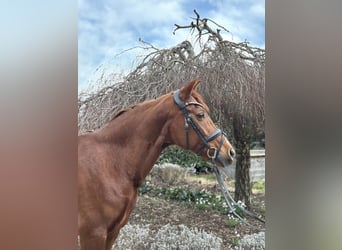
xmin=207 ymin=147 xmax=218 ymax=159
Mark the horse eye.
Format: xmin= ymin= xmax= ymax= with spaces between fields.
xmin=196 ymin=113 xmax=205 ymax=120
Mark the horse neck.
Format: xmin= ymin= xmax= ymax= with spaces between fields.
xmin=99 ymin=94 xmax=173 ymax=186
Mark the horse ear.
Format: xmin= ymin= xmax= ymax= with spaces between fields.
xmin=179 ymin=78 xmax=201 ymax=101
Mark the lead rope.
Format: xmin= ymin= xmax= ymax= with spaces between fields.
xmin=210 ymin=157 xmax=265 ymax=231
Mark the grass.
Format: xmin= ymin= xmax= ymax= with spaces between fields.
xmin=252 ymin=180 xmax=265 ymax=193
xmin=190 ymin=173 xmax=236 ymax=190
xmin=225 ymin=218 xmax=239 ymax=228
xmin=193 ymin=173 xmax=216 ymax=181
xmin=192 ymin=175 xmax=265 ymax=194
xmin=231 ymin=237 xmax=239 ymax=247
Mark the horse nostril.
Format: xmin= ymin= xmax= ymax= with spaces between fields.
xmin=229 ymin=148 xmax=235 ymax=158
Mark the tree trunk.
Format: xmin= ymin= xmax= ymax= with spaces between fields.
xmin=233 ymin=113 xmax=253 ymax=209
xmin=234 ymin=140 xmax=252 ymax=208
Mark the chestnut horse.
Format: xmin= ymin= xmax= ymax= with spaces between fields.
xmin=78 ymin=79 xmax=235 ymax=250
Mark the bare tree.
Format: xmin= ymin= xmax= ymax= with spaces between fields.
xmin=78 ymin=10 xmax=265 ymax=208
xmin=173 ymin=10 xmax=265 ymax=207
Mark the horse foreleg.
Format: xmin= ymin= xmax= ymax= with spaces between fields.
xmin=106 ymin=191 xmax=138 ymax=250
xmin=105 ymin=209 xmax=134 ymax=250
xmin=105 ymin=227 xmax=121 ymax=250
xmin=79 ymin=227 xmax=107 ymax=250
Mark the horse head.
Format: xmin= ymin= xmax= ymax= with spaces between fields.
xmin=168 ymin=79 xmax=235 ymax=168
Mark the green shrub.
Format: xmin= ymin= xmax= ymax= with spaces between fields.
xmin=157 ymin=146 xmax=209 ymax=172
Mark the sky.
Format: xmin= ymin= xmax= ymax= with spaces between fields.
xmin=78 ymin=0 xmax=265 ymax=93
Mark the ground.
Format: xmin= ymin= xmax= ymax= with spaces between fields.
xmin=127 ymin=170 xmax=265 ymax=249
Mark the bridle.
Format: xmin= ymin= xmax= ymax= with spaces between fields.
xmin=173 ymin=89 xmax=225 ymax=162
xmin=173 ymin=89 xmax=265 ymax=231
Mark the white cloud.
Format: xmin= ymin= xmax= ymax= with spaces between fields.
xmin=78 ymin=0 xmax=189 ymax=91
xmin=207 ymin=0 xmax=265 ymax=47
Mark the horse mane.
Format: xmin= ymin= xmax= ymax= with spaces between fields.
xmin=110 ymin=105 xmax=137 ymax=121
xmin=110 ymin=90 xmax=209 ymax=122
xmin=110 ymin=98 xmax=157 ymax=122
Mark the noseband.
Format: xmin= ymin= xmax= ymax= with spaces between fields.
xmin=173 ymin=89 xmax=225 ymax=160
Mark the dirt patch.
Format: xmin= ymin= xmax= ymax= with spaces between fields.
xmin=129 ymin=189 xmax=264 ymax=249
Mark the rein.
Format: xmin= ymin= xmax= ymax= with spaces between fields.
xmin=212 ymin=161 xmax=265 ymax=231
xmin=173 ymin=89 xmax=265 ymax=231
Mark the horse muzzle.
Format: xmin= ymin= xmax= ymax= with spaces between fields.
xmin=216 ymin=147 xmax=235 ymax=168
